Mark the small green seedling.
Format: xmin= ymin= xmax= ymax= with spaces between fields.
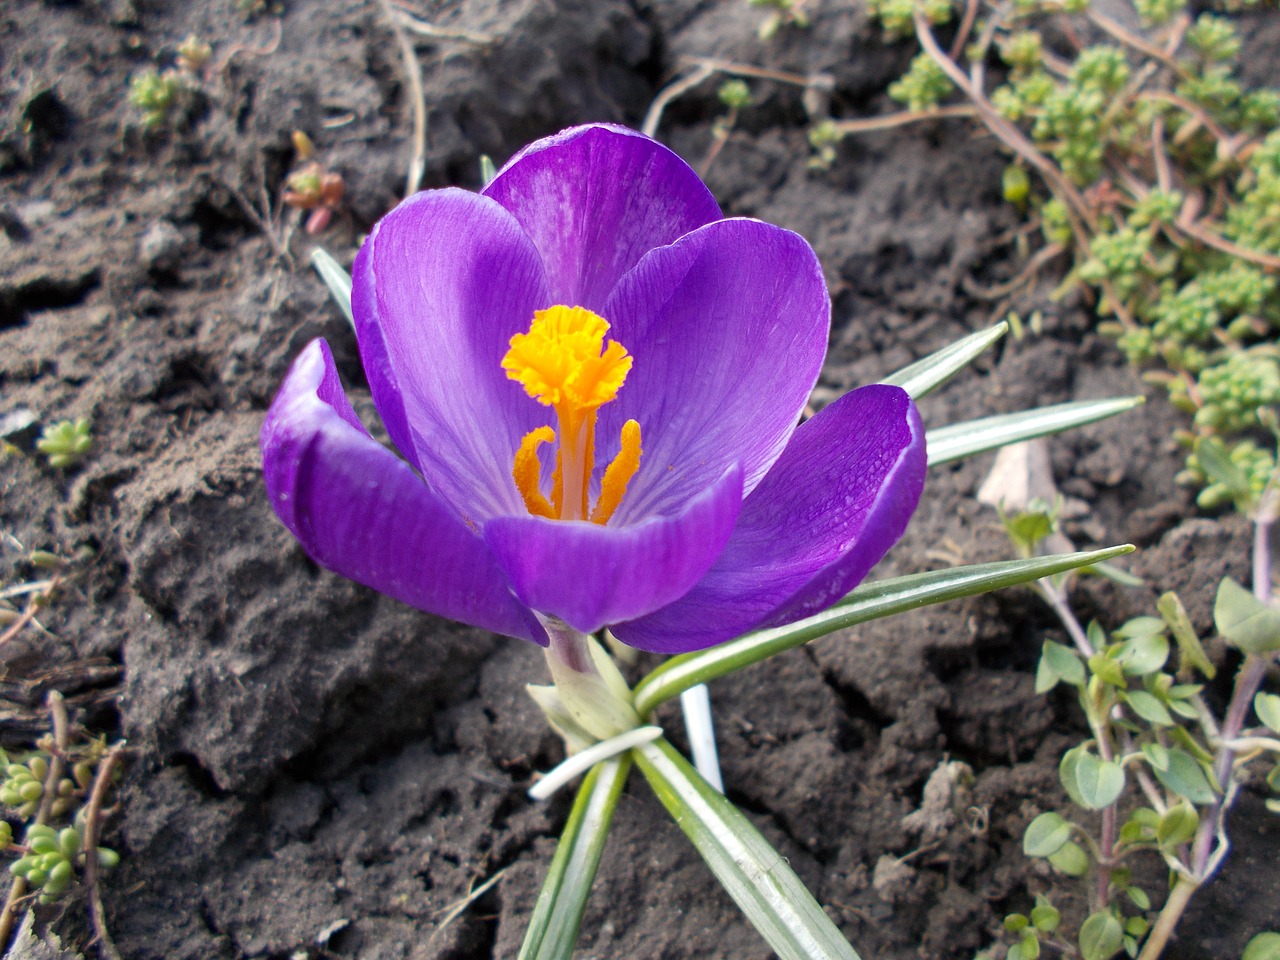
xmin=36 ymin=419 xmax=91 ymax=469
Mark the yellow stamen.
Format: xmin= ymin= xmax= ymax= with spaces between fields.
xmin=591 ymin=419 xmax=643 ymax=524
xmin=502 ymin=305 xmax=642 ymax=524
xmin=512 ymin=426 xmax=557 ymax=519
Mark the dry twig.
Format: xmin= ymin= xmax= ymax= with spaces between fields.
xmin=82 ymin=742 xmax=126 ymax=960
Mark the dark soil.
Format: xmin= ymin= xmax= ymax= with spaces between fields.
xmin=1 ymin=1 xmax=1277 ymax=958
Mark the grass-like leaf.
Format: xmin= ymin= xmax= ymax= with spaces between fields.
xmin=633 ymin=737 xmax=863 ymax=960
xmin=881 ymin=321 xmax=1008 ymax=399
xmin=926 ymin=397 xmax=1143 ymax=467
xmin=518 ymin=756 xmax=631 ymax=960
xmin=632 ymin=545 xmax=1134 ymax=717
xmin=310 ymin=247 xmax=355 ymax=329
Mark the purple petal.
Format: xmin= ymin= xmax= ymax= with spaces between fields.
xmin=352 ymin=188 xmax=553 ymax=523
xmin=482 ymin=124 xmax=722 ymax=311
xmin=595 ymin=218 xmax=830 ymax=523
xmin=482 ymin=465 xmax=744 ymax=635
xmin=613 ymin=385 xmax=925 ymax=653
xmin=262 ymin=339 xmax=543 ymax=644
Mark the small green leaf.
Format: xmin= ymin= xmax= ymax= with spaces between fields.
xmin=1019 ymin=932 xmax=1042 ymax=960
xmin=1079 ymin=911 xmax=1125 ymax=960
xmin=1124 ymin=690 xmax=1174 ymax=726
xmin=1243 ymin=932 xmax=1280 ymax=960
xmin=1042 ymin=641 xmax=1086 ymax=687
xmin=1089 ymin=651 xmax=1128 ymax=688
xmin=1063 ymin=748 xmax=1125 ymax=809
xmin=1255 ymin=692 xmax=1280 ymax=733
xmin=1156 ymin=801 xmax=1200 ymax=847
xmin=309 ymin=248 xmax=355 ymax=330
xmin=1125 ymin=916 xmax=1150 ymax=938
xmin=1030 ymin=902 xmax=1061 ymax=932
xmin=1048 ymin=840 xmax=1090 ymax=877
xmin=1024 ymin=812 xmax=1073 ymax=857
xmin=1035 ymin=656 xmax=1060 ymax=694
xmin=1116 ymin=632 xmax=1170 ymax=676
xmin=1005 ymin=913 xmax=1030 ymax=933
xmin=1142 ymin=742 xmax=1170 ymax=772
xmin=1215 ymin=578 xmax=1280 ymax=653
xmin=1157 ymin=592 xmax=1216 ymax=679
xmin=1151 ymin=749 xmax=1218 ymax=805
xmin=1125 ymin=886 xmax=1151 ymax=911
xmin=1114 ymin=616 xmax=1166 ymax=639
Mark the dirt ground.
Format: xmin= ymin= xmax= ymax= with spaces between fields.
xmin=1 ymin=0 xmax=1277 ymax=958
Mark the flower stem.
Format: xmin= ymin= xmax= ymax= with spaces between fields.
xmin=1136 ymin=875 xmax=1198 ymax=960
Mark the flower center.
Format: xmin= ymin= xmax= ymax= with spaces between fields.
xmin=502 ymin=305 xmax=643 ymax=524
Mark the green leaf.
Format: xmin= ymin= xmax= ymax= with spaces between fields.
xmin=519 ymin=757 xmax=631 ymax=960
xmin=1039 ymin=640 xmax=1086 ymax=690
xmin=926 ymin=397 xmax=1144 ymax=467
xmin=309 ymin=247 xmax=355 ymax=329
xmin=1124 ymin=690 xmax=1173 ymax=726
xmin=632 ymin=546 xmax=1135 ymax=716
xmin=1215 ymin=577 xmax=1280 ymax=653
xmin=1195 ymin=436 xmax=1254 ymax=508
xmin=1079 ymin=911 xmax=1125 ymax=960
xmin=1142 ymin=742 xmax=1170 ymax=772
xmin=632 ymin=738 xmax=863 ymax=960
xmin=1116 ymin=632 xmax=1170 ymax=676
xmin=1030 ymin=901 xmax=1061 ymax=933
xmin=1156 ymin=801 xmax=1199 ymax=848
xmin=1243 ymin=932 xmax=1280 ymax=960
xmin=1255 ymin=692 xmax=1280 ymax=733
xmin=1048 ymin=840 xmax=1089 ymax=877
xmin=1125 ymin=886 xmax=1151 ymax=911
xmin=1157 ymin=592 xmax=1216 ymax=679
xmin=1114 ymin=616 xmax=1166 ymax=639
xmin=1072 ymin=752 xmax=1126 ymax=810
xmin=1005 ymin=914 xmax=1030 ymax=934
xmin=1151 ymin=749 xmax=1218 ymax=805
xmin=1088 ymin=652 xmax=1128 ymax=689
xmin=881 ymin=322 xmax=1008 ymax=399
xmin=1024 ymin=812 xmax=1072 ymax=857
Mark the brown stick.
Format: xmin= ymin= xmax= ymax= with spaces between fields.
xmin=82 ymin=743 xmax=126 ymax=960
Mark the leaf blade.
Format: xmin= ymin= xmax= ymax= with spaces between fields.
xmin=881 ymin=322 xmax=1008 ymax=399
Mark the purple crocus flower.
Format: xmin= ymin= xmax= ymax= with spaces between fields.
xmin=261 ymin=124 xmax=926 ymax=655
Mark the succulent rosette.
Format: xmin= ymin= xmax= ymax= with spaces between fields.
xmin=261 ymin=124 xmax=926 ymax=654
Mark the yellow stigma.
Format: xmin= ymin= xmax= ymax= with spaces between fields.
xmin=502 ymin=305 xmax=642 ymax=524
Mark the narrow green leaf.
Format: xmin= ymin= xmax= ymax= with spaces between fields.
xmin=519 ymin=757 xmax=631 ymax=960
xmin=1078 ymin=911 xmax=1124 ymax=960
xmin=633 ymin=738 xmax=862 ymax=960
xmin=1215 ymin=577 xmax=1280 ymax=653
xmin=880 ymin=322 xmax=1008 ymax=399
xmin=926 ymin=397 xmax=1144 ymax=467
xmin=1158 ymin=592 xmax=1216 ymax=680
xmin=1255 ymin=692 xmax=1280 ymax=733
xmin=309 ymin=247 xmax=355 ymax=329
xmin=1023 ymin=812 xmax=1072 ymax=857
xmin=1150 ymin=749 xmax=1217 ymax=805
xmin=1155 ymin=801 xmax=1199 ymax=848
xmin=633 ymin=546 xmax=1135 ymax=717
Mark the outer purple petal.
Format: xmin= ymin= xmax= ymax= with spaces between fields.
xmin=352 ymin=188 xmax=552 ymax=522
xmin=261 ymin=339 xmax=543 ymax=644
xmin=613 ymin=385 xmax=925 ymax=653
xmin=482 ymin=124 xmax=722 ymax=311
xmin=596 ymin=218 xmax=830 ymax=522
xmin=483 ymin=465 xmax=744 ymax=635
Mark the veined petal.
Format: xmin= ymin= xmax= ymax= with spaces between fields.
xmin=483 ymin=465 xmax=744 ymax=635
xmin=596 ymin=218 xmax=830 ymax=522
xmin=352 ymin=188 xmax=552 ymax=522
xmin=613 ymin=386 xmax=925 ymax=653
xmin=482 ymin=124 xmax=722 ymax=311
xmin=261 ymin=339 xmax=543 ymax=644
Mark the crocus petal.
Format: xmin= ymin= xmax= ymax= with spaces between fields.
xmin=595 ymin=218 xmax=830 ymax=522
xmin=613 ymin=385 xmax=925 ymax=653
xmin=352 ymin=188 xmax=552 ymax=522
xmin=483 ymin=465 xmax=744 ymax=635
xmin=262 ymin=339 xmax=543 ymax=644
xmin=482 ymin=124 xmax=722 ymax=311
